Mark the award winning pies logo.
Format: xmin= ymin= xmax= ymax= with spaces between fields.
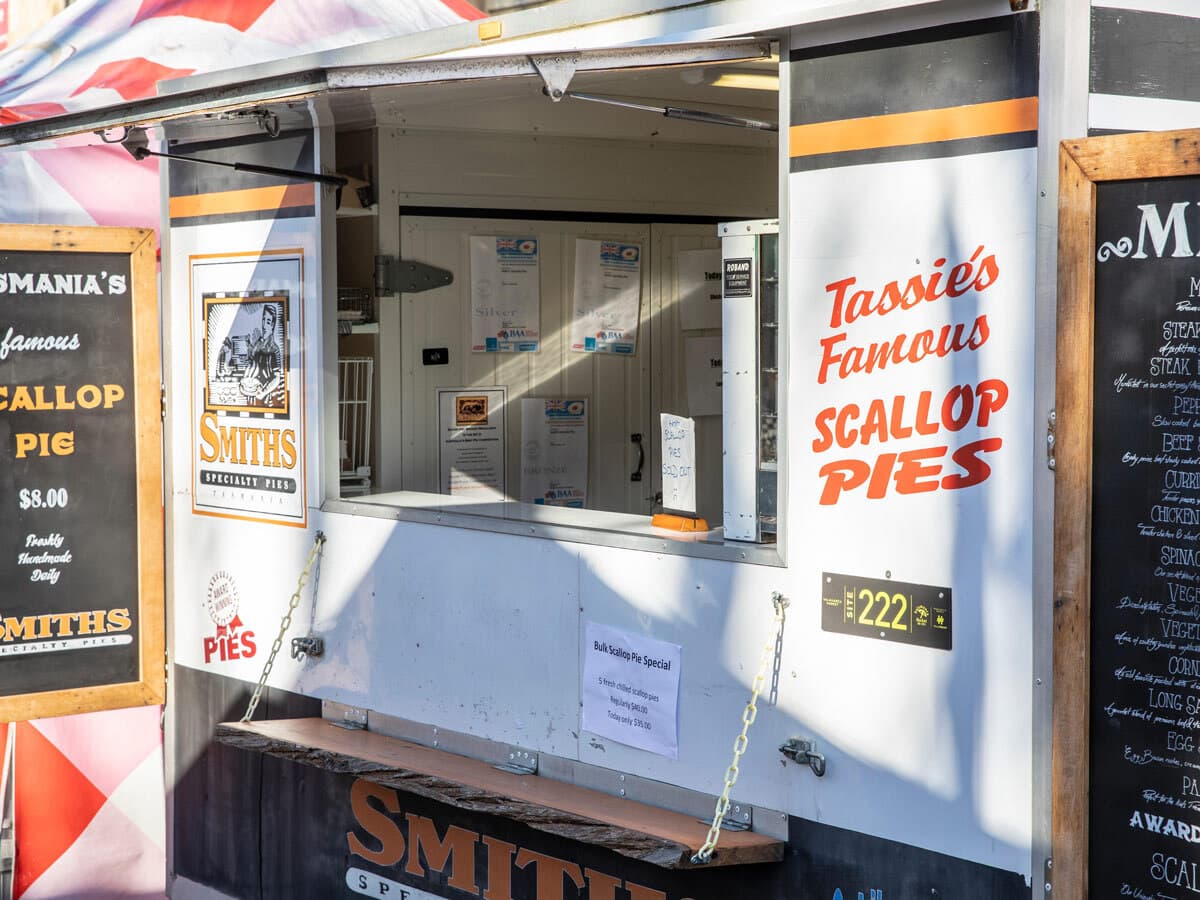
xmin=203 ymin=570 xmax=256 ymax=664
xmin=455 ymin=396 xmax=488 ymax=426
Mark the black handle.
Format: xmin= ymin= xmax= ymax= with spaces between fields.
xmin=630 ymin=433 xmax=644 ymax=482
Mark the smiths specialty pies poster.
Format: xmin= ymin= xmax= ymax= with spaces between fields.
xmin=189 ymin=251 xmax=306 ymax=527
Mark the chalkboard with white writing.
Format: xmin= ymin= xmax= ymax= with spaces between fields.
xmin=1091 ymin=175 xmax=1200 ymax=896
xmin=0 ymin=227 xmax=162 ymax=721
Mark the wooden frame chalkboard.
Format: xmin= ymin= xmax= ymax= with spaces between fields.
xmin=1055 ymin=131 xmax=1200 ymax=900
xmin=0 ymin=225 xmax=163 ymax=722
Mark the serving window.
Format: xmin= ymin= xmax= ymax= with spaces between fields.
xmin=324 ymin=46 xmax=783 ymax=560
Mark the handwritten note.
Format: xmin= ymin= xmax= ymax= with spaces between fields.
xmin=660 ymin=413 xmax=696 ymax=514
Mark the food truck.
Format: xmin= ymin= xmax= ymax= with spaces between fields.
xmin=3 ymin=0 xmax=1198 ymax=896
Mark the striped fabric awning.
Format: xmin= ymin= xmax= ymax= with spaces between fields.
xmin=0 ymin=5 xmax=482 ymax=896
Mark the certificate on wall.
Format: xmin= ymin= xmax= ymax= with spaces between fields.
xmin=470 ymin=236 xmax=540 ymax=352
xmin=437 ymin=387 xmax=507 ymax=499
xmin=521 ymin=398 xmax=587 ymax=507
xmin=684 ymin=335 xmax=723 ymax=417
xmin=570 ymin=239 xmax=641 ymax=355
xmin=677 ymin=248 xmax=723 ymax=330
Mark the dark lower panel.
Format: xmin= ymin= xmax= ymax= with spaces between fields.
xmin=171 ymin=666 xmax=1029 ymax=900
xmin=171 ymin=664 xmax=321 ymax=899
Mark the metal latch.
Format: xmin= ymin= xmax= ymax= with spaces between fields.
xmin=290 ymin=635 xmax=324 ymax=660
xmin=495 ymin=748 xmax=538 ymax=775
xmin=1046 ymin=409 xmax=1056 ymax=471
xmin=780 ymin=737 xmax=827 ymax=777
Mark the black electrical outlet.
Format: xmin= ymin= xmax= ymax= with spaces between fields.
xmin=422 ymin=347 xmax=449 ymax=366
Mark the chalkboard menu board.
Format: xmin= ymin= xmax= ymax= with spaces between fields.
xmin=1089 ymin=175 xmax=1200 ymax=895
xmin=0 ymin=225 xmax=162 ymax=722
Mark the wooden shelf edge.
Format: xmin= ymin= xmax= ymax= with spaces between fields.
xmin=216 ymin=717 xmax=784 ymax=870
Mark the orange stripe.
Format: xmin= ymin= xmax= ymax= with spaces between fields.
xmin=169 ymin=183 xmax=315 ymax=219
xmin=789 ymin=96 xmax=1039 ymax=158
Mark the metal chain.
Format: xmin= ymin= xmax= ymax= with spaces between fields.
xmin=691 ymin=591 xmax=789 ymax=865
xmin=240 ymin=531 xmax=327 ymax=723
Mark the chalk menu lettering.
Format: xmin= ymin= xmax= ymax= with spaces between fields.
xmin=1091 ymin=177 xmax=1200 ymax=895
xmin=0 ymin=227 xmax=162 ymax=720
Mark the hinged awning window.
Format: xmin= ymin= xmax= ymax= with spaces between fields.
xmin=0 ymin=38 xmax=774 ymax=148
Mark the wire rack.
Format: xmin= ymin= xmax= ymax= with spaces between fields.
xmin=338 ymin=356 xmax=373 ymax=496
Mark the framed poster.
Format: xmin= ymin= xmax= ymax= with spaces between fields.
xmin=520 ymin=398 xmax=587 ymax=507
xmin=189 ymin=250 xmax=306 ymax=527
xmin=437 ymin=387 xmax=506 ymax=500
xmin=0 ymin=224 xmax=163 ymax=721
xmin=470 ymin=235 xmax=540 ymax=352
xmin=1054 ymin=129 xmax=1200 ymax=900
xmin=569 ymin=239 xmax=641 ymax=355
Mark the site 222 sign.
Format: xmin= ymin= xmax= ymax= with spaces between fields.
xmin=0 ymin=224 xmax=164 ymax=722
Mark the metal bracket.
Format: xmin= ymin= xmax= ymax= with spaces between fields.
xmin=375 ymin=256 xmax=453 ymax=295
xmin=1046 ymin=409 xmax=1056 ymax=472
xmin=780 ymin=737 xmax=827 ymax=777
xmin=720 ymin=802 xmax=753 ymax=831
xmin=332 ymin=705 xmax=368 ymax=731
xmin=494 ymin=747 xmax=538 ymax=775
xmin=530 ymin=53 xmax=578 ymax=101
xmin=290 ymin=635 xmax=324 ymax=661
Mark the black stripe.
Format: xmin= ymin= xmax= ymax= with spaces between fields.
xmin=398 ymin=206 xmax=729 ymax=224
xmin=1091 ymin=8 xmax=1200 ymax=102
xmin=788 ymin=131 xmax=1037 ymax=173
xmin=168 ymin=206 xmax=315 ymax=228
xmin=1088 ymin=127 xmax=1134 ymax=137
xmin=168 ymin=130 xmax=315 ymax=198
xmin=789 ymin=13 xmax=1038 ymax=125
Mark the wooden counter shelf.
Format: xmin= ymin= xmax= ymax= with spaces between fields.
xmin=216 ymin=717 xmax=784 ymax=869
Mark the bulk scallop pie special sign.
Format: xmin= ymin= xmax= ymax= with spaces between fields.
xmin=0 ymin=225 xmax=163 ymax=721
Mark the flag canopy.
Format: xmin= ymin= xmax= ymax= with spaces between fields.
xmin=0 ymin=3 xmax=481 ymax=897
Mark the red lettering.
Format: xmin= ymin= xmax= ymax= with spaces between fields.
xmin=836 ymin=403 xmax=860 ymax=448
xmin=941 ymin=385 xmax=974 ymax=431
xmin=860 ymin=400 xmax=888 ymax=445
xmin=202 ymin=637 xmax=217 ymax=663
xmin=893 ymin=446 xmax=947 ymax=494
xmin=818 ymin=332 xmax=847 ymax=384
xmin=818 ymin=459 xmax=870 ymax=505
xmin=818 ymin=315 xmax=992 ymax=383
xmin=821 ymin=248 xmax=999 ymax=333
xmin=888 ymin=394 xmax=913 ymax=440
xmin=825 ymin=276 xmax=856 ymax=328
xmin=943 ymin=438 xmax=1002 ymax=490
xmin=975 ymin=378 xmax=1008 ymax=426
xmin=914 ymin=391 xmax=939 ymax=435
xmin=812 ymin=406 xmax=836 ymax=452
xmin=867 ymin=452 xmax=896 ymax=499
xmin=817 ymin=440 xmax=1003 ymax=504
xmin=810 ymin=381 xmax=1008 ymax=452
